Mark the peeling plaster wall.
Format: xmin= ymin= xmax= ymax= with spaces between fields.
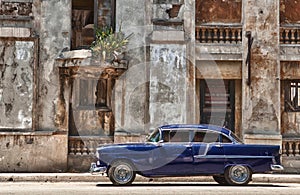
xmin=149 ymin=44 xmax=187 ymax=127
xmin=114 ymin=0 xmax=190 ymax=135
xmin=0 ymin=0 xmax=71 ymax=172
xmin=0 ymin=133 xmax=67 ymax=172
xmin=37 ymin=0 xmax=71 ymax=131
xmin=0 ymin=40 xmax=34 ymax=129
xmin=242 ymin=0 xmax=281 ymax=140
xmin=280 ymin=0 xmax=300 ymax=24
xmin=196 ymin=0 xmax=242 ymax=24
xmin=114 ymin=0 xmax=150 ymax=134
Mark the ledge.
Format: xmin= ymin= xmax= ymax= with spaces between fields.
xmin=0 ymin=27 xmax=31 ymax=37
xmin=243 ymin=133 xmax=282 ymax=145
xmin=56 ymin=49 xmax=92 ymax=60
xmin=0 ymin=130 xmax=67 ymax=136
xmin=151 ymin=30 xmax=185 ymax=42
xmin=0 ymin=15 xmax=33 ymax=21
xmin=152 ymin=19 xmax=183 ymax=26
xmin=195 ymin=43 xmax=242 ymax=61
xmin=68 ymin=136 xmax=114 ymax=141
xmin=280 ymin=45 xmax=300 ymax=61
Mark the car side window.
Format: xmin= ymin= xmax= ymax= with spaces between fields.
xmin=162 ymin=130 xmax=170 ymax=142
xmin=203 ymin=131 xmax=220 ymax=143
xmin=221 ymin=135 xmax=232 ymax=143
xmin=163 ymin=130 xmax=190 ymax=142
xmin=192 ymin=131 xmax=219 ymax=143
xmin=193 ymin=131 xmax=205 ymax=142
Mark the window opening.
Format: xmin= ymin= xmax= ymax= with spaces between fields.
xmin=78 ymin=78 xmax=111 ymax=109
xmin=200 ymin=79 xmax=235 ymax=131
xmin=163 ymin=130 xmax=190 ymax=142
xmin=285 ymin=80 xmax=300 ymax=112
xmin=71 ymin=0 xmax=116 ymax=49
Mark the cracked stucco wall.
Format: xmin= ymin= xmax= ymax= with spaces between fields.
xmin=113 ymin=0 xmax=150 ymax=134
xmin=0 ymin=133 xmax=67 ymax=172
xmin=0 ymin=40 xmax=34 ymax=129
xmin=242 ymin=0 xmax=281 ymax=141
xmin=149 ymin=44 xmax=187 ymax=128
xmin=36 ymin=0 xmax=71 ymax=131
xmin=0 ymin=0 xmax=70 ymax=172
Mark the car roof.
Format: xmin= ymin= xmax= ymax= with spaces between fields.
xmin=159 ymin=124 xmax=231 ymax=136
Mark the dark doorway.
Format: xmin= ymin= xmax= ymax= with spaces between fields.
xmin=200 ymin=79 xmax=235 ymax=131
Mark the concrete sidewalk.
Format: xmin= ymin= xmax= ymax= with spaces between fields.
xmin=0 ymin=173 xmax=299 ymax=183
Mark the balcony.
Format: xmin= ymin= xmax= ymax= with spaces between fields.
xmin=282 ymin=138 xmax=300 ymax=157
xmin=195 ymin=24 xmax=243 ymax=61
xmin=195 ymin=24 xmax=242 ymax=44
xmin=280 ymin=25 xmax=300 ymax=61
xmin=280 ymin=26 xmax=300 ymax=44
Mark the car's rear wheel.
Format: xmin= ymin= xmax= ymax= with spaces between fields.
xmin=224 ymin=165 xmax=252 ymax=185
xmin=108 ymin=160 xmax=136 ymax=185
xmin=213 ymin=175 xmax=229 ymax=185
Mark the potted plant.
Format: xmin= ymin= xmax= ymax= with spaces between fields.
xmin=90 ymin=26 xmax=132 ymax=64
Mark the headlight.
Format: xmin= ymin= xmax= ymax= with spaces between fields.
xmin=96 ymin=151 xmax=100 ymax=159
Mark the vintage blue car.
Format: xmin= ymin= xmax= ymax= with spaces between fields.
xmin=90 ymin=124 xmax=283 ymax=185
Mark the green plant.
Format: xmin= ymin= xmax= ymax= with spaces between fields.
xmin=90 ymin=26 xmax=132 ymax=62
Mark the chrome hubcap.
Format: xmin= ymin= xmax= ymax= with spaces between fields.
xmin=113 ymin=164 xmax=133 ymax=184
xmin=229 ymin=165 xmax=249 ymax=184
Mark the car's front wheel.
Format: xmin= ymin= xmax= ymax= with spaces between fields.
xmin=108 ymin=160 xmax=136 ymax=185
xmin=224 ymin=165 xmax=252 ymax=185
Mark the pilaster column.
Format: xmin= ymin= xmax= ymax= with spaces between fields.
xmin=242 ymin=0 xmax=281 ymax=145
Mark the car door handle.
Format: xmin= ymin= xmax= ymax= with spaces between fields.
xmin=215 ymin=144 xmax=223 ymax=148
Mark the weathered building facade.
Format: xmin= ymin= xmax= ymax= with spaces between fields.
xmin=0 ymin=0 xmax=300 ymax=173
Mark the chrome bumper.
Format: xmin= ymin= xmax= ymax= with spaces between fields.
xmin=89 ymin=162 xmax=107 ymax=175
xmin=271 ymin=164 xmax=284 ymax=171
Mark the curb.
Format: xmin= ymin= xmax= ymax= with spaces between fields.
xmin=0 ymin=173 xmax=299 ymax=183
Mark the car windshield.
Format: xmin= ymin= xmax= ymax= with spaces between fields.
xmin=146 ymin=128 xmax=161 ymax=142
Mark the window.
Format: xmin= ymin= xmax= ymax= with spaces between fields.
xmin=285 ymin=80 xmax=300 ymax=112
xmin=162 ymin=130 xmax=190 ymax=142
xmin=77 ymin=78 xmax=113 ymax=110
xmin=192 ymin=131 xmax=221 ymax=143
xmin=202 ymin=131 xmax=220 ymax=143
xmin=200 ymin=79 xmax=235 ymax=131
xmin=71 ymin=0 xmax=116 ymax=49
xmin=72 ymin=0 xmax=95 ymax=49
xmin=147 ymin=128 xmax=161 ymax=142
xmin=221 ymin=135 xmax=232 ymax=143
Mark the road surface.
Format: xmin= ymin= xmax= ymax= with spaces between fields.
xmin=1 ymin=182 xmax=300 ymax=195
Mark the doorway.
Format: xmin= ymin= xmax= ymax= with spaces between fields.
xmin=200 ymin=79 xmax=235 ymax=131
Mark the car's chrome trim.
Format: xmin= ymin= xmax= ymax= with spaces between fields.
xmin=194 ymin=155 xmax=274 ymax=159
xmin=90 ymin=163 xmax=107 ymax=175
xmin=271 ymin=164 xmax=284 ymax=171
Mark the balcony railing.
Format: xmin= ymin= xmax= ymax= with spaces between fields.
xmin=196 ymin=25 xmax=300 ymax=45
xmin=195 ymin=25 xmax=242 ymax=44
xmin=68 ymin=136 xmax=113 ymax=155
xmin=280 ymin=27 xmax=300 ymax=44
xmin=282 ymin=138 xmax=300 ymax=157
